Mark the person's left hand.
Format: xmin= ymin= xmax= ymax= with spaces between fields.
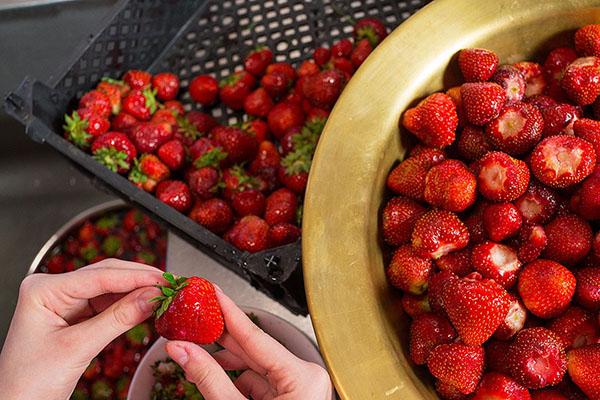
xmin=0 ymin=259 xmax=164 ymax=400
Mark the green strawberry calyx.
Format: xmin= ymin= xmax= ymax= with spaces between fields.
xmin=281 ymin=117 xmax=326 ymax=175
xmin=176 ymin=115 xmax=200 ymax=140
xmin=151 ymin=272 xmax=189 ymax=319
xmin=128 ymin=158 xmax=148 ymax=183
xmin=142 ymin=87 xmax=158 ymax=114
xmin=230 ymin=164 xmax=260 ymax=191
xmin=219 ymin=73 xmax=242 ymax=88
xmin=194 ymin=147 xmax=228 ymax=169
xmin=356 ymin=26 xmax=380 ymax=48
xmin=64 ymin=111 xmax=92 ymax=149
xmin=93 ymin=146 xmax=130 ymax=172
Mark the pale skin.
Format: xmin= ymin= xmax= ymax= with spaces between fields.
xmin=0 ymin=259 xmax=332 ymax=400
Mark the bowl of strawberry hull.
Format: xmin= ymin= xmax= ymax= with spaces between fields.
xmin=303 ymin=0 xmax=600 ymax=399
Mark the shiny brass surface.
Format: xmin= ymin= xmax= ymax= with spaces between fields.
xmin=303 ymin=1 xmax=600 ymax=398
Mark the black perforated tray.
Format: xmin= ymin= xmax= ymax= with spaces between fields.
xmin=4 ymin=0 xmax=429 ymax=315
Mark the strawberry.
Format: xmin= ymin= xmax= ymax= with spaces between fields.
xmin=155 ymin=180 xmax=192 ymax=212
xmin=210 ymin=125 xmax=258 ymax=165
xmin=261 ymin=72 xmax=293 ymax=99
xmin=483 ymin=202 xmax=523 ymax=241
xmin=125 ymin=322 xmax=153 ymax=348
xmin=152 ymin=72 xmax=179 ymax=101
xmin=267 ymin=102 xmax=305 ymax=139
xmin=461 ymin=82 xmax=506 ymax=126
xmin=302 ymin=69 xmax=344 ymax=109
xmin=224 ymin=215 xmax=270 ymax=253
xmin=265 ymin=62 xmax=296 ymax=81
xmin=494 ymin=293 xmax=527 ymax=340
xmin=476 ymin=151 xmax=530 ymax=202
xmin=485 ymin=101 xmax=544 ymax=155
xmin=441 ymin=273 xmax=510 ymax=345
xmin=111 ymin=111 xmax=138 ymax=134
xmin=353 ymin=17 xmax=387 ymax=47
xmin=486 ymin=339 xmax=513 ymax=375
xmin=131 ymin=122 xmax=173 ymax=153
xmin=242 ymin=119 xmax=270 ymax=143
xmin=543 ymin=47 xmax=577 ymax=99
xmin=79 ymin=89 xmax=112 ymax=118
xmin=97 ymin=79 xmax=127 ymax=115
xmin=426 ymin=343 xmax=484 ymax=394
xmin=231 ymin=189 xmax=266 ymax=217
xmin=472 ymin=372 xmax=531 ymax=400
xmin=517 ymin=259 xmax=575 ymax=319
xmin=122 ymin=88 xmax=157 ymax=121
xmin=457 ymin=125 xmax=493 ymax=161
xmin=250 ymin=140 xmax=280 ymax=177
xmin=188 ymin=167 xmax=220 ymax=200
xmin=190 ymin=140 xmax=224 ymax=168
xmin=244 ymin=46 xmax=273 ymax=76
xmin=575 ymin=24 xmax=600 ymax=57
xmin=222 ymin=165 xmax=261 ymax=199
xmin=409 ymin=313 xmax=456 ymax=365
xmin=151 ymin=108 xmax=178 ymax=128
xmin=491 ymin=65 xmax=527 ymax=103
xmin=562 ymin=57 xmax=600 ymax=105
xmin=268 ymin=223 xmax=301 ymax=247
xmin=382 ymin=196 xmax=426 ymax=246
xmin=541 ymin=103 xmax=581 ymax=137
xmin=331 ymin=38 xmax=353 ymax=58
xmin=264 ymin=188 xmax=297 ymax=225
xmin=567 ymin=344 xmax=600 ymax=399
xmin=574 ymin=267 xmax=600 ymax=310
xmin=386 ymin=148 xmax=446 ymax=201
xmin=189 ymin=199 xmax=233 ymax=234
xmin=313 ymin=47 xmax=331 ymax=66
xmin=157 ymin=139 xmax=185 ymax=171
xmin=164 ymin=100 xmax=185 ymax=116
xmin=189 ymin=75 xmax=219 ymax=105
xmin=129 ymin=154 xmax=170 ymax=192
xmin=402 ymin=93 xmax=458 ymax=148
xmin=243 ymin=87 xmax=274 ymax=117
xmin=63 ymin=109 xmax=110 ymax=148
xmin=83 ymin=357 xmax=101 ymax=380
xmin=517 ymin=224 xmax=547 ymax=263
xmin=543 ymin=214 xmax=592 ymax=266
xmin=531 ymin=390 xmax=568 ymax=400
xmin=514 ymin=61 xmax=546 ymax=97
xmin=297 ymin=59 xmax=320 ymax=78
xmin=351 ymin=38 xmax=373 ymax=68
xmin=458 ymin=48 xmax=499 ymax=82
xmin=463 ymin=201 xmax=488 ymax=245
xmin=571 ymin=167 xmax=600 ymax=220
xmin=91 ymin=131 xmax=137 ymax=173
xmin=548 ymin=306 xmax=599 ymax=349
xmin=46 ymin=254 xmax=66 ymax=274
xmin=153 ymin=272 xmax=224 ymax=344
xmin=472 ymin=241 xmax=521 ymax=289
xmin=424 ymin=159 xmax=476 ymax=212
xmin=435 ymin=247 xmax=473 ymax=277
xmin=435 ymin=380 xmax=469 ymax=400
xmin=526 ymin=94 xmax=557 ymax=112
xmin=428 ymin=270 xmax=459 ymax=315
xmin=219 ymin=70 xmax=256 ymax=110
xmin=387 ymin=245 xmax=433 ymax=294
xmin=401 ymin=293 xmax=431 ymax=318
xmin=123 ymin=70 xmax=151 ymax=90
xmin=574 ymin=118 xmax=600 ymax=156
xmin=514 ymin=181 xmax=558 ymax=225
xmin=412 ymin=210 xmax=469 ymax=259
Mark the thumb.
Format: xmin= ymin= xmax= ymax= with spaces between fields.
xmin=166 ymin=341 xmax=246 ymax=400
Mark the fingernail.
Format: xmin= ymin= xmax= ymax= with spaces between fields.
xmin=138 ymin=288 xmax=160 ymax=313
xmin=168 ymin=343 xmax=189 ymax=365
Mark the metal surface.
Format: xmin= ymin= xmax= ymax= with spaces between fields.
xmin=303 ymin=1 xmax=600 ymax=399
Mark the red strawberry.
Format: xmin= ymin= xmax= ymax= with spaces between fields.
xmin=461 ymin=82 xmax=506 ymax=125
xmin=210 ymin=126 xmax=258 ymax=165
xmin=79 ymin=89 xmax=112 ymax=118
xmin=190 ymin=143 xmax=225 ymax=170
xmin=244 ymin=46 xmax=273 ymax=76
xmin=350 ymin=38 xmax=373 ymax=68
xmin=486 ymin=101 xmax=544 ymax=155
xmin=562 ymin=57 xmax=600 ymax=105
xmin=111 ymin=111 xmax=138 ymax=134
xmin=486 ymin=339 xmax=513 ymax=375
xmin=401 ymin=293 xmax=431 ymax=318
xmin=153 ymin=272 xmax=224 ymax=344
xmin=225 ymin=215 xmax=270 ymax=253
xmin=164 ymin=100 xmax=185 ymax=116
xmin=297 ymin=59 xmax=320 ymax=77
xmin=280 ymin=168 xmax=307 ymax=193
xmin=157 ymin=139 xmax=185 ymax=171
xmin=518 ymin=259 xmax=576 ymax=318
xmin=97 ymin=79 xmax=127 ymax=115
xmin=222 ymin=165 xmax=261 ymax=199
xmin=129 ymin=154 xmax=170 ymax=192
xmin=526 ymin=94 xmax=557 ymax=111
xmin=45 ymin=254 xmax=66 ymax=274
xmin=189 ymin=199 xmax=233 ymax=234
xmin=472 ymin=241 xmax=521 ymax=289
xmin=514 ymin=181 xmax=558 ymax=224
xmin=264 ymin=188 xmax=297 ymax=225
xmin=386 ymin=244 xmax=433 ymax=295
xmin=435 ymin=380 xmax=469 ymax=400
xmin=265 ymin=62 xmax=296 ymax=81
xmin=507 ymin=327 xmax=567 ymax=389
xmin=494 ymin=293 xmax=527 ymax=340
xmin=353 ymin=17 xmax=387 ymax=47
xmin=63 ymin=109 xmax=110 ymax=148
xmin=267 ymin=102 xmax=305 ymax=139
xmin=242 ymin=119 xmax=270 ymax=143
xmin=436 ymin=247 xmax=473 ymax=277
xmin=428 ymin=270 xmax=459 ymax=315
xmin=472 ymin=372 xmax=531 ymax=400
xmin=541 ymin=103 xmax=581 ymax=137
xmin=574 ymin=118 xmax=600 ymax=156
xmin=426 ymin=343 xmax=484 ymax=394
xmin=575 ymin=24 xmax=600 ymax=56
xmin=131 ymin=122 xmax=173 ymax=153
xmin=313 ymin=47 xmax=331 ymax=66
xmin=543 ymin=214 xmax=592 ymax=266
xmin=463 ymin=201 xmax=488 ymax=244
xmin=386 ymin=148 xmax=446 ymax=201
xmin=514 ymin=61 xmax=547 ymax=97
xmin=441 ymin=273 xmax=510 ymax=345
xmin=123 ymin=70 xmax=151 ymax=90
xmin=517 ymin=224 xmax=547 ymax=263
xmin=575 ymin=267 xmax=600 ymax=310
xmin=302 ymin=69 xmax=344 ymax=109
xmin=219 ymin=70 xmax=256 ymax=110
xmin=122 ymin=88 xmax=157 ymax=121
xmin=151 ymin=108 xmax=178 ymax=128
xmin=409 ymin=313 xmax=456 ymax=365
xmin=261 ymin=72 xmax=292 ymax=99
xmin=458 ymin=48 xmax=499 ymax=82
xmin=567 ymin=344 xmax=600 ymax=399
xmin=188 ymin=167 xmax=220 ymax=200
xmin=152 ymin=72 xmax=179 ymax=101
xmin=189 ymin=75 xmax=218 ymax=105
xmin=543 ymin=47 xmax=578 ymax=98
xmin=457 ymin=125 xmax=493 ymax=161
xmin=424 ymin=159 xmax=476 ymax=212
xmin=548 ymin=306 xmax=599 ymax=349
xmin=268 ymin=223 xmax=301 ymax=247
xmin=243 ymin=87 xmax=274 ymax=117
xmin=250 ymin=141 xmax=280 ymax=190
xmin=483 ymin=202 xmax=523 ymax=241
xmin=476 ymin=151 xmax=530 ymax=201
xmin=156 ymin=180 xmax=192 ymax=212
xmin=402 ymin=93 xmax=458 ymax=148
xmin=412 ymin=210 xmax=469 ymax=259
xmin=91 ymin=131 xmax=137 ymax=173
xmin=531 ymin=390 xmax=568 ymax=400
xmin=331 ymin=38 xmax=353 ymax=58
xmin=491 ymin=65 xmax=527 ymax=103
xmin=571 ymin=167 xmax=600 ymax=220
xmin=231 ymin=189 xmax=266 ymax=217
xmin=382 ymin=196 xmax=426 ymax=246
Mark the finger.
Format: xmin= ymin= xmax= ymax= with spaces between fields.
xmin=89 ymin=293 xmax=126 ymax=313
xmin=166 ymin=341 xmax=245 ymax=400
xmin=212 ymin=349 xmax=249 ymax=371
xmin=64 ymin=286 xmax=159 ymax=359
xmin=218 ymin=332 xmax=266 ymax=374
xmin=83 ymin=258 xmax=162 ymax=272
xmin=235 ymin=370 xmax=274 ymax=400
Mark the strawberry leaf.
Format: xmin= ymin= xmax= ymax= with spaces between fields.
xmin=163 ymin=272 xmax=177 ymax=286
xmin=194 ymin=148 xmax=228 ymax=169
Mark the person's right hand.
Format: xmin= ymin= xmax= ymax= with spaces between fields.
xmin=165 ymin=288 xmax=333 ymax=400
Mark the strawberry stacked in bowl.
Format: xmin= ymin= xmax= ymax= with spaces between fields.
xmin=62 ymin=18 xmax=387 ymax=254
xmin=383 ymin=24 xmax=600 ymax=400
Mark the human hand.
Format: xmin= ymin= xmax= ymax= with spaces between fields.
xmin=0 ymin=259 xmax=164 ymax=400
xmin=165 ymin=288 xmax=333 ymax=400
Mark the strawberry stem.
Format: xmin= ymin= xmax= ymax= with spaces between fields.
xmin=194 ymin=147 xmax=228 ymax=169
xmin=151 ymin=272 xmax=189 ymax=319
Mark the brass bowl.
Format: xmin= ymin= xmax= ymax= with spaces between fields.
xmin=303 ymin=0 xmax=600 ymax=398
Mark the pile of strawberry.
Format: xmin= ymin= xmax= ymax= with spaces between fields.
xmin=63 ymin=17 xmax=387 ymax=254
xmin=382 ymin=25 xmax=600 ymax=399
